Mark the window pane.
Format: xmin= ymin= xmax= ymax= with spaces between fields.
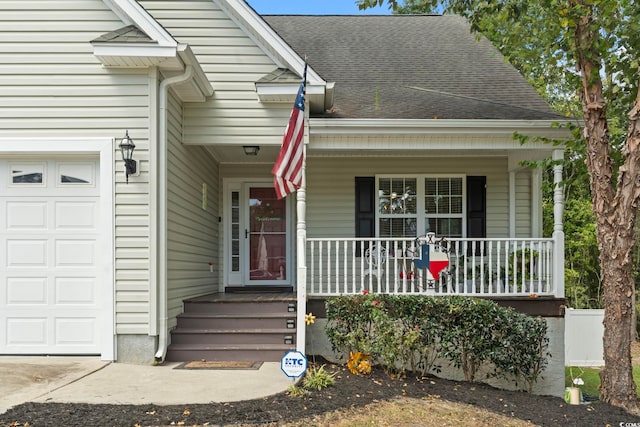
xmin=451 ymin=178 xmax=463 ymax=195
xmin=380 ymin=218 xmax=417 ymax=237
xmin=449 ymin=218 xmax=462 ymax=237
xmin=425 ymin=218 xmax=463 ymax=238
xmin=404 ymin=218 xmax=417 ymax=237
xmin=11 ymin=164 xmax=44 ymax=184
xmin=425 ymin=196 xmax=436 ymax=213
xmin=440 ymin=196 xmax=451 ymax=214
xmin=59 ymin=163 xmax=93 ymax=185
xmin=439 ymin=178 xmax=450 ymax=195
xmin=426 ymin=218 xmax=435 ymax=234
xmin=379 ymin=179 xmax=391 ymax=214
xmin=451 ymin=196 xmax=463 ymax=214
xmin=380 ymin=218 xmax=391 ymax=236
xmin=403 ymin=179 xmax=417 ymax=213
xmin=380 ymin=178 xmax=416 ymax=214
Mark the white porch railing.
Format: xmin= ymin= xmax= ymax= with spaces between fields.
xmin=307 ymin=236 xmax=558 ymax=297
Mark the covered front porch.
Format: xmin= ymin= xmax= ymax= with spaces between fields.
xmin=291 ymin=149 xmax=566 ymax=354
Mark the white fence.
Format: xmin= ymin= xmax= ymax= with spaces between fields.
xmin=565 ymin=308 xmax=604 ymax=366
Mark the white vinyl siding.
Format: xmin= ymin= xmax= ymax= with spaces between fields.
xmin=166 ymin=91 xmax=220 ymax=329
xmin=139 ymin=0 xmax=294 ymax=146
xmin=306 ymin=156 xmax=517 ymax=239
xmin=515 ymin=171 xmax=532 ymax=237
xmin=0 ymin=1 xmax=154 ymax=337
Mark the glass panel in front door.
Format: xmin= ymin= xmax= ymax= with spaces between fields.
xmin=248 ymin=186 xmax=288 ymax=283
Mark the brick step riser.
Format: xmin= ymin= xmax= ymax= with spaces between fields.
xmin=170 ymin=332 xmax=296 ymax=345
xmin=165 ymin=349 xmax=294 ymax=362
xmin=176 ymin=316 xmax=295 ymax=330
xmin=183 ymin=301 xmax=295 ymax=315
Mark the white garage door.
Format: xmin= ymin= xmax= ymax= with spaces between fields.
xmin=0 ymin=159 xmax=102 ymax=354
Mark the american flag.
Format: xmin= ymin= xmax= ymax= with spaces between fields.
xmin=272 ymin=64 xmax=307 ymax=199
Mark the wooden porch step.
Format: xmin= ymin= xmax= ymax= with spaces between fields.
xmin=176 ymin=312 xmax=296 ymax=329
xmin=170 ymin=328 xmax=296 ymax=345
xmin=165 ymin=343 xmax=295 ymax=362
xmin=166 ymin=292 xmax=298 ymax=362
xmin=183 ymin=300 xmax=296 ymax=315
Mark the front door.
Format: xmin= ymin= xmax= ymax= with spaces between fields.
xmin=226 ymin=182 xmax=292 ymax=286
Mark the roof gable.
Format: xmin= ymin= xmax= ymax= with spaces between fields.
xmin=94 ymin=0 xmax=212 ymax=101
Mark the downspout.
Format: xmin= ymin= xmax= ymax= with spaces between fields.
xmin=154 ymin=64 xmax=194 ymax=362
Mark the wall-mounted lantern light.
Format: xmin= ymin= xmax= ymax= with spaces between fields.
xmin=243 ymin=145 xmax=260 ymax=156
xmin=119 ymin=130 xmax=136 ymax=183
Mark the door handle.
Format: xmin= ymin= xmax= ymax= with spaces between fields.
xmin=245 ymin=229 xmax=249 ymax=238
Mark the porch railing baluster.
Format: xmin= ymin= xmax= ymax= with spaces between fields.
xmin=305 ymin=237 xmax=556 ymax=297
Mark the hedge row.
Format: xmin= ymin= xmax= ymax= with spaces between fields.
xmin=325 ymin=294 xmax=550 ymax=393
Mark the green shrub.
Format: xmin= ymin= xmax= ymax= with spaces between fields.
xmin=435 ymin=296 xmax=504 ymax=381
xmin=491 ymin=309 xmax=550 ymax=392
xmin=324 ymin=293 xmax=380 ymax=356
xmin=325 ymin=294 xmax=550 ymax=392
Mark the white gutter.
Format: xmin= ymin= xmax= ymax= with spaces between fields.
xmin=154 ymin=64 xmax=194 ymax=362
xmin=310 ymin=118 xmax=573 ymax=138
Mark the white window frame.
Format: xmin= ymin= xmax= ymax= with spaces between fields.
xmin=375 ymin=174 xmax=467 ymax=238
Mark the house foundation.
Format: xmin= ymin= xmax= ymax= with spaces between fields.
xmin=116 ymin=335 xmax=157 ymax=365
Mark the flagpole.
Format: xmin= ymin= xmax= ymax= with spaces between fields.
xmin=295 ymin=63 xmax=308 ymax=356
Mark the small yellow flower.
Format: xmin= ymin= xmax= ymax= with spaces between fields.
xmin=305 ymin=312 xmax=316 ymax=325
xmin=347 ymin=351 xmax=371 ymax=375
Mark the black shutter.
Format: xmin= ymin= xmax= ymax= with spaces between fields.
xmin=466 ymin=176 xmax=486 ymax=255
xmin=355 ymin=177 xmax=375 ymax=254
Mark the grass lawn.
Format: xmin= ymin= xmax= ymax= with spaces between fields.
xmin=565 ymin=343 xmax=640 ymax=397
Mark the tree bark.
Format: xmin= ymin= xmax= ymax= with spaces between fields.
xmin=575 ymin=3 xmax=640 ymax=412
xmin=593 ymin=85 xmax=640 ymax=413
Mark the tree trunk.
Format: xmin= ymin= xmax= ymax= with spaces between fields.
xmin=632 ymin=287 xmax=637 ymax=344
xmin=599 ymin=252 xmax=639 ymax=412
xmin=575 ymin=3 xmax=640 ymax=412
xmin=593 ymin=85 xmax=640 ymax=413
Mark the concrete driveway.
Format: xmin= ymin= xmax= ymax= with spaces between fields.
xmin=0 ymin=356 xmax=293 ymax=414
xmin=0 ymin=356 xmax=109 ymax=414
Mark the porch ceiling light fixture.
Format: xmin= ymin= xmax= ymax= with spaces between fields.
xmin=118 ymin=130 xmax=137 ymax=184
xmin=243 ymin=145 xmax=260 ymax=156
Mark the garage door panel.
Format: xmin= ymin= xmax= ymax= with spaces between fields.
xmin=55 ymin=277 xmax=96 ymax=305
xmin=56 ymin=318 xmax=97 ymax=346
xmin=6 ymin=277 xmax=47 ymax=304
xmin=7 ymin=202 xmax=47 ymax=229
xmin=7 ymin=318 xmax=47 ymax=346
xmin=7 ymin=239 xmax=47 ymax=266
xmin=55 ymin=201 xmax=97 ymax=230
xmin=55 ymin=240 xmax=96 ymax=266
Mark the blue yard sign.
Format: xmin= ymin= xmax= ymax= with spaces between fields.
xmin=280 ymin=350 xmax=308 ymax=378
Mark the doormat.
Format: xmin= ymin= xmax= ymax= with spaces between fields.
xmin=174 ymin=361 xmax=263 ymax=370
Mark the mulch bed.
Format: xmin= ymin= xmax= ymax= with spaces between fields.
xmin=2 ymin=361 xmax=640 ymax=426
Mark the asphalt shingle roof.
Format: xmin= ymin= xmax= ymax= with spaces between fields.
xmin=262 ymin=15 xmax=563 ymax=120
xmin=92 ymin=25 xmax=154 ymax=44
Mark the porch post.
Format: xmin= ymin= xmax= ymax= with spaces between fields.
xmin=295 ymin=118 xmax=308 ymax=354
xmin=552 ymin=149 xmax=565 ymax=298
